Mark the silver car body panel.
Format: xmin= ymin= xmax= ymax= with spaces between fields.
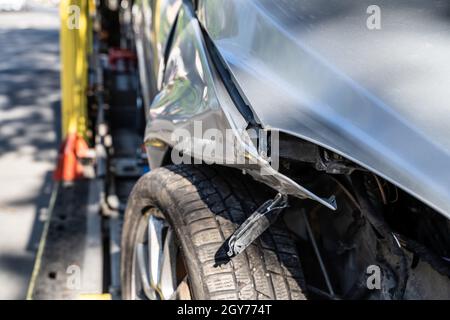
xmin=142 ymin=3 xmax=336 ymax=210
xmin=134 ymin=0 xmax=450 ymax=218
xmin=196 ymin=0 xmax=450 ymax=218
xmin=132 ymin=0 xmax=183 ymax=109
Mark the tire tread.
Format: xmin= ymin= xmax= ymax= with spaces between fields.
xmin=121 ymin=164 xmax=307 ymax=300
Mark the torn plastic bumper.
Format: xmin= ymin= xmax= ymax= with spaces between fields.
xmin=227 ymin=193 xmax=288 ymax=257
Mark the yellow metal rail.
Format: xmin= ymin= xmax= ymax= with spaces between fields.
xmin=59 ymin=0 xmax=94 ymax=139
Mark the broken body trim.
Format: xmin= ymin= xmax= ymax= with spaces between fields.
xmin=143 ymin=3 xmax=336 ymax=211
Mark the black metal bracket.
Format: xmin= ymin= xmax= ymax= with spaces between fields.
xmin=226 ymin=193 xmax=288 ymax=257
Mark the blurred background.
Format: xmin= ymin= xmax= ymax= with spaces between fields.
xmin=0 ymin=0 xmax=60 ymax=299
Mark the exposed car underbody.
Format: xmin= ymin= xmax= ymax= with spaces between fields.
xmin=120 ymin=0 xmax=450 ymax=299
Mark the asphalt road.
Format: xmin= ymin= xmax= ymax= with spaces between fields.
xmin=0 ymin=7 xmax=60 ymax=299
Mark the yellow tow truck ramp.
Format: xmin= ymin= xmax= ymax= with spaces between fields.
xmin=27 ymin=0 xmax=144 ymax=300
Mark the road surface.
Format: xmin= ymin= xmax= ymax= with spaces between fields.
xmin=0 ymin=7 xmax=60 ymax=299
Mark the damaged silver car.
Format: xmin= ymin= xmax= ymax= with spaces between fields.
xmin=120 ymin=0 xmax=450 ymax=300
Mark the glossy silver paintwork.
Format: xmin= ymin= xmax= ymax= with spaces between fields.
xmin=141 ymin=2 xmax=336 ymax=210
xmin=132 ymin=0 xmax=182 ymax=111
xmin=197 ymin=0 xmax=450 ymax=218
xmin=134 ymin=0 xmax=450 ymax=218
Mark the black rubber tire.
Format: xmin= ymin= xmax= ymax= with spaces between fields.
xmin=121 ymin=164 xmax=307 ymax=300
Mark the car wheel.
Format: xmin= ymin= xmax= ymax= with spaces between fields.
xmin=121 ymin=164 xmax=307 ymax=300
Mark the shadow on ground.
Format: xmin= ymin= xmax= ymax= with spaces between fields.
xmin=0 ymin=10 xmax=61 ymax=299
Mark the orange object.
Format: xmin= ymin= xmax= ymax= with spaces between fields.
xmin=108 ymin=48 xmax=136 ymax=71
xmin=54 ymin=133 xmax=90 ymax=182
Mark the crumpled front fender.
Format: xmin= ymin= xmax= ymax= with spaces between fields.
xmin=144 ymin=3 xmax=336 ymax=210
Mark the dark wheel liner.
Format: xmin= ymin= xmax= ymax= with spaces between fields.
xmin=121 ymin=164 xmax=307 ymax=300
